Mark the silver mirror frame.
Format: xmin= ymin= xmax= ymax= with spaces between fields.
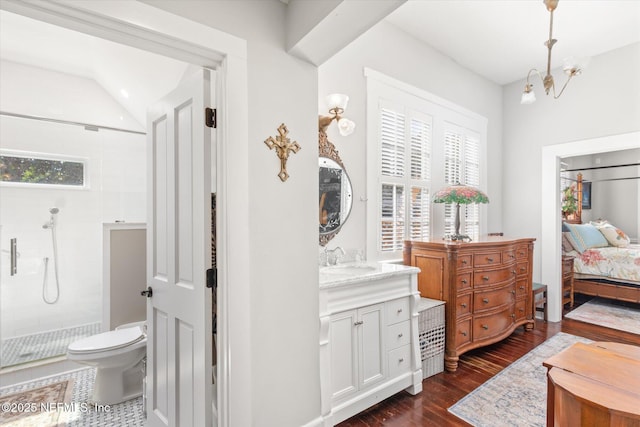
xmin=319 ymin=128 xmax=353 ymax=246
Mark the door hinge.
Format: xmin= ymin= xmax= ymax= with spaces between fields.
xmin=206 ymin=268 xmax=217 ymax=290
xmin=205 ymin=107 xmax=217 ymax=128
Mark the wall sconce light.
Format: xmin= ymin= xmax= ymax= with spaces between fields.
xmin=319 ymin=93 xmax=356 ymax=136
xmin=521 ymin=0 xmax=589 ymax=104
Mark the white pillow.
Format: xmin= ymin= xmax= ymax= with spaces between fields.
xmin=596 ymin=223 xmax=630 ymax=247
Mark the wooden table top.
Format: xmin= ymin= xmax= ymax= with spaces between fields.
xmin=544 ymin=341 xmax=640 ymax=417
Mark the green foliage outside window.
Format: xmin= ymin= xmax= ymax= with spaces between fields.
xmin=0 ymin=155 xmax=84 ymax=186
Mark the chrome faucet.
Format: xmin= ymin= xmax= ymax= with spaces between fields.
xmin=325 ymin=246 xmax=346 ymax=266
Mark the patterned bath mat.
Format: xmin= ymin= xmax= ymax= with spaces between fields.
xmin=565 ymin=297 xmax=640 ymax=335
xmin=0 ymin=379 xmax=74 ymax=426
xmin=448 ymin=332 xmax=592 ymax=427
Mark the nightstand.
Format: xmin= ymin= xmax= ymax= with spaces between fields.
xmin=562 ymin=256 xmax=575 ymax=308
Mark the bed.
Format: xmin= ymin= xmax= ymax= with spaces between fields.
xmin=561 ymin=174 xmax=640 ymax=303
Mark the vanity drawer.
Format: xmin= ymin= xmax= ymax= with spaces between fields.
xmin=388 ymin=345 xmax=411 ymax=377
xmin=455 ymin=318 xmax=472 ymax=347
xmin=474 ymin=252 xmax=501 ymax=267
xmin=473 ymin=283 xmax=515 ymax=313
xmin=457 ymin=293 xmax=472 ymax=317
xmin=386 ymin=298 xmax=410 ymax=325
xmin=473 ymin=307 xmax=514 ymax=341
xmin=387 ymin=321 xmax=410 ymax=350
xmin=473 ymin=266 xmax=516 ymax=287
xmin=457 ymin=255 xmax=472 ymax=269
xmin=457 ymin=273 xmax=472 ymax=291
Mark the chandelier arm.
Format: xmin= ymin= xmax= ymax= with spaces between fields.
xmin=552 ymin=73 xmax=575 ymax=100
xmin=526 ymin=69 xmax=544 ymax=86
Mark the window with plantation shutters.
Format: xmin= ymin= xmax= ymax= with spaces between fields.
xmin=366 ymin=68 xmax=486 ymax=261
xmin=378 ymin=103 xmax=432 ymax=254
xmin=443 ymin=125 xmax=482 ymax=240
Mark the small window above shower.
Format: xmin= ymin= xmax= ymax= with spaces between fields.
xmin=0 ymin=150 xmax=88 ymax=189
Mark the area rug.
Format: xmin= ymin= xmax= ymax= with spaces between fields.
xmin=565 ymin=297 xmax=640 ymax=335
xmin=0 ymin=379 xmax=74 ymax=426
xmin=448 ymin=332 xmax=592 ymax=427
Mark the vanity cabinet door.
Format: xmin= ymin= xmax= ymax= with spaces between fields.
xmin=330 ymin=310 xmax=358 ymax=401
xmin=330 ymin=303 xmax=385 ymax=402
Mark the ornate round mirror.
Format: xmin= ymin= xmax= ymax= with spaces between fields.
xmin=319 ymin=129 xmax=353 ymax=246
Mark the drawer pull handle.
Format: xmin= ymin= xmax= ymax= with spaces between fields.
xmin=398 ymin=357 xmax=404 ymax=363
xmin=512 ymin=270 xmax=517 ymax=275
xmin=460 ymin=331 xmax=467 ymax=336
xmin=509 ymin=254 xmax=515 ymax=259
xmin=482 ymin=276 xmax=490 ymax=281
xmin=482 ymin=325 xmax=489 ymax=330
xmin=511 ymin=313 xmax=515 ymax=318
xmin=519 ymin=285 xmax=525 ymax=290
xmin=482 ymin=298 xmax=489 ymax=304
xmin=461 ymin=279 xmax=468 ymax=284
xmin=461 ymin=259 xmax=468 ymax=265
xmin=520 ymin=267 xmax=526 ymax=272
xmin=461 ymin=303 xmax=467 ymax=308
xmin=510 ymin=290 xmax=516 ymax=294
xmin=487 ymin=257 xmax=494 ymax=262
xmin=354 ymin=321 xmax=363 ymax=326
xmin=397 ymin=308 xmax=403 ymax=314
xmin=519 ymin=308 xmax=524 ymax=312
xmin=398 ymin=333 xmax=403 ymax=338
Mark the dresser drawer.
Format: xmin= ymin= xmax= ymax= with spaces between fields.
xmin=515 ymin=245 xmax=529 ymax=260
xmin=457 ymin=293 xmax=472 ymax=317
xmin=473 ymin=307 xmax=514 ymax=341
xmin=474 ymin=252 xmax=501 ymax=267
xmin=455 ymin=318 xmax=472 ymax=347
xmin=387 ymin=320 xmax=410 ymax=350
xmin=516 ymin=261 xmax=528 ymax=277
xmin=457 ymin=255 xmax=472 ymax=269
xmin=473 ymin=266 xmax=516 ymax=287
xmin=386 ymin=298 xmax=410 ymax=325
xmin=502 ymin=249 xmax=516 ymax=264
xmin=388 ymin=345 xmax=411 ymax=377
xmin=515 ymin=299 xmax=527 ymax=321
xmin=457 ymin=273 xmax=472 ymax=291
xmin=473 ymin=283 xmax=515 ymax=313
xmin=515 ymin=279 xmax=528 ymax=297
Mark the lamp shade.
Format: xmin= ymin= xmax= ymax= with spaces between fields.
xmin=326 ymin=93 xmax=349 ymax=111
xmin=433 ymin=184 xmax=489 ymax=205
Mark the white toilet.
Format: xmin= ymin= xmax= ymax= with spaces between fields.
xmin=67 ymin=321 xmax=147 ymax=405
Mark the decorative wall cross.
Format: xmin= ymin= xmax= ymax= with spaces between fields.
xmin=264 ymin=123 xmax=301 ymax=182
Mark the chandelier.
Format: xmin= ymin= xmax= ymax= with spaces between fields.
xmin=521 ymin=0 xmax=587 ymax=104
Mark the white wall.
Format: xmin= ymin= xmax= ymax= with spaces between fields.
xmin=318 ymin=20 xmax=504 ymax=256
xmin=0 ymin=62 xmax=146 ymax=338
xmin=503 ymin=42 xmax=640 ymax=282
xmin=140 ymin=2 xmax=320 ymax=426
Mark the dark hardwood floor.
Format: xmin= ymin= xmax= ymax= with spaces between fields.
xmin=337 ymin=296 xmax=640 ymax=426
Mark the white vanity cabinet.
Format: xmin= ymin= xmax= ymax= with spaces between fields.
xmin=319 ymin=263 xmax=422 ymax=426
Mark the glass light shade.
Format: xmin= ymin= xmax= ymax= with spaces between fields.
xmin=337 ymin=118 xmax=356 ymax=136
xmin=326 ymin=93 xmax=349 ymax=111
xmin=521 ymin=89 xmax=536 ymax=105
xmin=562 ymin=56 xmax=590 ymax=76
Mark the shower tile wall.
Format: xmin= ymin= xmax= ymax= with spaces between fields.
xmin=0 ymin=116 xmax=146 ymax=340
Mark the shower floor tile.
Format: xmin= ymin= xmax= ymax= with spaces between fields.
xmin=1 ymin=323 xmax=101 ymax=368
xmin=0 ymin=367 xmax=144 ymax=426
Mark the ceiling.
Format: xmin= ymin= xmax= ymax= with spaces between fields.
xmin=384 ymin=0 xmax=640 ymax=85
xmin=1 ymin=0 xmax=638 ymax=117
xmin=0 ymin=10 xmax=189 ymax=127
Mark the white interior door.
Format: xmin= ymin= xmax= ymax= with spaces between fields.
xmin=146 ymin=68 xmax=213 ymax=427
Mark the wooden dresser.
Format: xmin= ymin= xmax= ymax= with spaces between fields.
xmin=404 ymin=237 xmax=535 ymax=372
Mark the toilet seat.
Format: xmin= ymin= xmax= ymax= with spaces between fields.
xmin=68 ymin=326 xmax=145 ymax=354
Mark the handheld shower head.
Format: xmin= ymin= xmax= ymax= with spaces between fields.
xmin=50 ymin=208 xmax=59 ymax=214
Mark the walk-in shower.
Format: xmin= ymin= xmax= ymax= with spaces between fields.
xmin=41 ymin=207 xmax=60 ymax=304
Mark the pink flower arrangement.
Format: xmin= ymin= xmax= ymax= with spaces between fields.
xmin=433 ymin=184 xmax=489 ymax=205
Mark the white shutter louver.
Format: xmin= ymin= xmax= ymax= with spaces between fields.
xmin=380 ymin=183 xmax=405 ymax=252
xmin=380 ymin=108 xmax=405 ymax=178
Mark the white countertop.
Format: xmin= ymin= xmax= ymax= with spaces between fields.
xmin=319 ymin=262 xmax=420 ymax=289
